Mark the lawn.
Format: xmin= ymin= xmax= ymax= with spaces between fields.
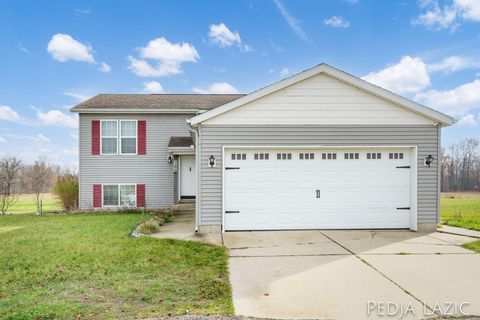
xmin=440 ymin=192 xmax=480 ymax=231
xmin=7 ymin=193 xmax=63 ymax=214
xmin=0 ymin=214 xmax=233 ymax=319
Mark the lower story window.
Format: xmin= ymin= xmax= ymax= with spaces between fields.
xmin=103 ymin=184 xmax=136 ymax=207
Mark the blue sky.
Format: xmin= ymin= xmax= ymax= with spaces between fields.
xmin=1 ymin=0 xmax=479 ymax=168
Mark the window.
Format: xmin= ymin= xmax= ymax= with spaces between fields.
xmin=389 ymin=152 xmax=404 ymax=160
xmin=120 ymin=120 xmax=137 ymax=154
xmin=367 ymin=152 xmax=382 ymax=160
xmin=254 ymin=153 xmax=269 ymax=160
xmin=322 ymin=153 xmax=337 ymax=160
xmin=232 ymin=153 xmax=246 ymax=160
xmin=277 ymin=153 xmax=292 ymax=160
xmin=344 ymin=153 xmax=359 ymax=160
xmin=299 ymin=153 xmax=314 ymax=160
xmin=103 ymin=185 xmax=119 ymax=206
xmin=101 ymin=120 xmax=118 ymax=154
xmin=103 ymin=184 xmax=136 ymax=207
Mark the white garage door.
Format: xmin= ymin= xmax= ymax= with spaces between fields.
xmin=224 ymin=148 xmax=413 ymax=231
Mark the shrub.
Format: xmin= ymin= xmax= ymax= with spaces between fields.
xmin=52 ymin=171 xmax=78 ymax=212
xmin=138 ymin=220 xmax=159 ymax=235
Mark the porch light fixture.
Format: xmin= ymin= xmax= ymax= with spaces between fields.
xmin=208 ymin=155 xmax=216 ymax=168
xmin=167 ymin=155 xmax=173 ymax=164
xmin=424 ymin=155 xmax=434 ymax=167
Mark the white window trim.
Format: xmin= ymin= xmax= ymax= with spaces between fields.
xmin=100 ymin=119 xmax=119 ymax=155
xmin=101 ymin=183 xmax=137 ymax=208
xmin=119 ymin=120 xmax=138 ymax=155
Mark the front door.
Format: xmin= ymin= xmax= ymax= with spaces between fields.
xmin=180 ymin=155 xmax=196 ymax=198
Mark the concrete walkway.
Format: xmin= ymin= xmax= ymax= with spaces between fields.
xmin=438 ymin=225 xmax=480 ymax=238
xmin=224 ymin=230 xmax=480 ymax=319
xmin=150 ymin=213 xmax=222 ymax=246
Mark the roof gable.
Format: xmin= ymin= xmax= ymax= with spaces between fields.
xmin=189 ymin=64 xmax=455 ymax=126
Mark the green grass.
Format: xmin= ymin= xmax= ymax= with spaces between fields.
xmin=440 ymin=194 xmax=480 ymax=231
xmin=462 ymin=240 xmax=480 ymax=253
xmin=0 ymin=214 xmax=233 ymax=319
xmin=7 ymin=193 xmax=63 ymax=214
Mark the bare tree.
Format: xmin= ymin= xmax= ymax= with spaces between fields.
xmin=31 ymin=159 xmax=52 ymax=213
xmin=0 ymin=157 xmax=22 ymax=215
xmin=441 ymin=138 xmax=480 ymax=192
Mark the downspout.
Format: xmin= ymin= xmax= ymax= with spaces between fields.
xmin=188 ymin=121 xmax=200 ymax=233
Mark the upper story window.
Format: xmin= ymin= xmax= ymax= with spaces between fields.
xmin=120 ymin=120 xmax=137 ymax=154
xmin=101 ymin=120 xmax=118 ymax=154
xmin=100 ymin=120 xmax=137 ymax=155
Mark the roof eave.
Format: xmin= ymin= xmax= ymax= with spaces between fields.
xmin=70 ymin=108 xmax=204 ymax=114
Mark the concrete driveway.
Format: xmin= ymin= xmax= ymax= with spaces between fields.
xmin=224 ymin=230 xmax=480 ymax=319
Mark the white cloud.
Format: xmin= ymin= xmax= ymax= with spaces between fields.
xmin=64 ymin=92 xmax=91 ymax=102
xmin=0 ymin=105 xmax=23 ymax=122
xmin=428 ymin=55 xmax=480 ymax=73
xmin=324 ymin=16 xmax=350 ymax=28
xmin=19 ymin=43 xmax=29 ymax=54
xmin=36 ymin=110 xmax=78 ymax=128
xmin=456 ymin=0 xmax=480 ymax=21
xmin=456 ymin=114 xmax=477 ymax=126
xmin=280 ymin=67 xmax=290 ymax=77
xmin=362 ymin=56 xmax=431 ymax=94
xmin=47 ymin=33 xmax=95 ymax=63
xmin=143 ymin=81 xmax=165 ymax=94
xmin=209 ymin=23 xmax=241 ymax=46
xmin=415 ymin=79 xmax=480 ymax=116
xmin=193 ymin=82 xmax=239 ymax=94
xmin=70 ymin=133 xmax=78 ymax=140
xmin=128 ymin=37 xmax=199 ymax=77
xmin=98 ymin=62 xmax=111 ymax=73
xmin=35 ymin=134 xmax=50 ymax=142
xmin=273 ymin=0 xmax=308 ymax=41
xmin=0 ymin=136 xmax=6 ymax=143
xmin=412 ymin=0 xmax=480 ymax=31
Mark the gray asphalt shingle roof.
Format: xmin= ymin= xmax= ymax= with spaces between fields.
xmin=70 ymin=94 xmax=245 ymax=112
xmin=168 ymin=137 xmax=194 ymax=148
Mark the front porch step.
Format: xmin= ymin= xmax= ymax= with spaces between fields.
xmin=172 ymin=203 xmax=195 ymax=215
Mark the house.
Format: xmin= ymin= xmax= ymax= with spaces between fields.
xmin=71 ymin=64 xmax=455 ymax=233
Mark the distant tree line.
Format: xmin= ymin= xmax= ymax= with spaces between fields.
xmin=441 ymin=138 xmax=480 ymax=192
xmin=0 ymin=157 xmax=78 ymax=214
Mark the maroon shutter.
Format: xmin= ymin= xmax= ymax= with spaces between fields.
xmin=92 ymin=120 xmax=100 ymax=155
xmin=138 ymin=120 xmax=146 ymax=155
xmin=93 ymin=184 xmax=102 ymax=207
xmin=137 ymin=184 xmax=145 ymax=207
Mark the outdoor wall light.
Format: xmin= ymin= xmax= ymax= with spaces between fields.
xmin=167 ymin=155 xmax=173 ymax=164
xmin=424 ymin=155 xmax=434 ymax=167
xmin=208 ymin=155 xmax=216 ymax=168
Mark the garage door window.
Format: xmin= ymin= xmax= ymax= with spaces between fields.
xmin=299 ymin=153 xmax=314 ymax=160
xmin=322 ymin=153 xmax=337 ymax=160
xmin=344 ymin=153 xmax=359 ymax=160
xmin=389 ymin=153 xmax=404 ymax=159
xmin=254 ymin=153 xmax=269 ymax=160
xmin=232 ymin=153 xmax=246 ymax=160
xmin=277 ymin=153 xmax=292 ymax=160
xmin=367 ymin=153 xmax=382 ymax=160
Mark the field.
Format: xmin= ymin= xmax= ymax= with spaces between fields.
xmin=0 ymin=214 xmax=232 ymax=319
xmin=6 ymin=193 xmax=63 ymax=214
xmin=440 ymin=192 xmax=480 ymax=231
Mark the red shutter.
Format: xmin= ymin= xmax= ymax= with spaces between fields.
xmin=137 ymin=184 xmax=145 ymax=207
xmin=93 ymin=184 xmax=102 ymax=208
xmin=92 ymin=120 xmax=100 ymax=155
xmin=138 ymin=120 xmax=146 ymax=155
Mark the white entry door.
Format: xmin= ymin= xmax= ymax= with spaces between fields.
xmin=180 ymin=155 xmax=196 ymax=197
xmin=224 ymin=148 xmax=413 ymax=231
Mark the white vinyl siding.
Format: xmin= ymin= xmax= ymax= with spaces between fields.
xmin=120 ymin=120 xmax=137 ymax=154
xmin=101 ymin=120 xmax=118 ymax=154
xmin=203 ymin=74 xmax=436 ymax=126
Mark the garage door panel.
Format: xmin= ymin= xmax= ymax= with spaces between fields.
xmin=224 ymin=148 xmax=412 ymax=231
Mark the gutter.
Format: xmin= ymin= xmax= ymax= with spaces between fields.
xmin=188 ymin=122 xmax=200 ymax=233
xmin=70 ymin=108 xmax=205 ymax=114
